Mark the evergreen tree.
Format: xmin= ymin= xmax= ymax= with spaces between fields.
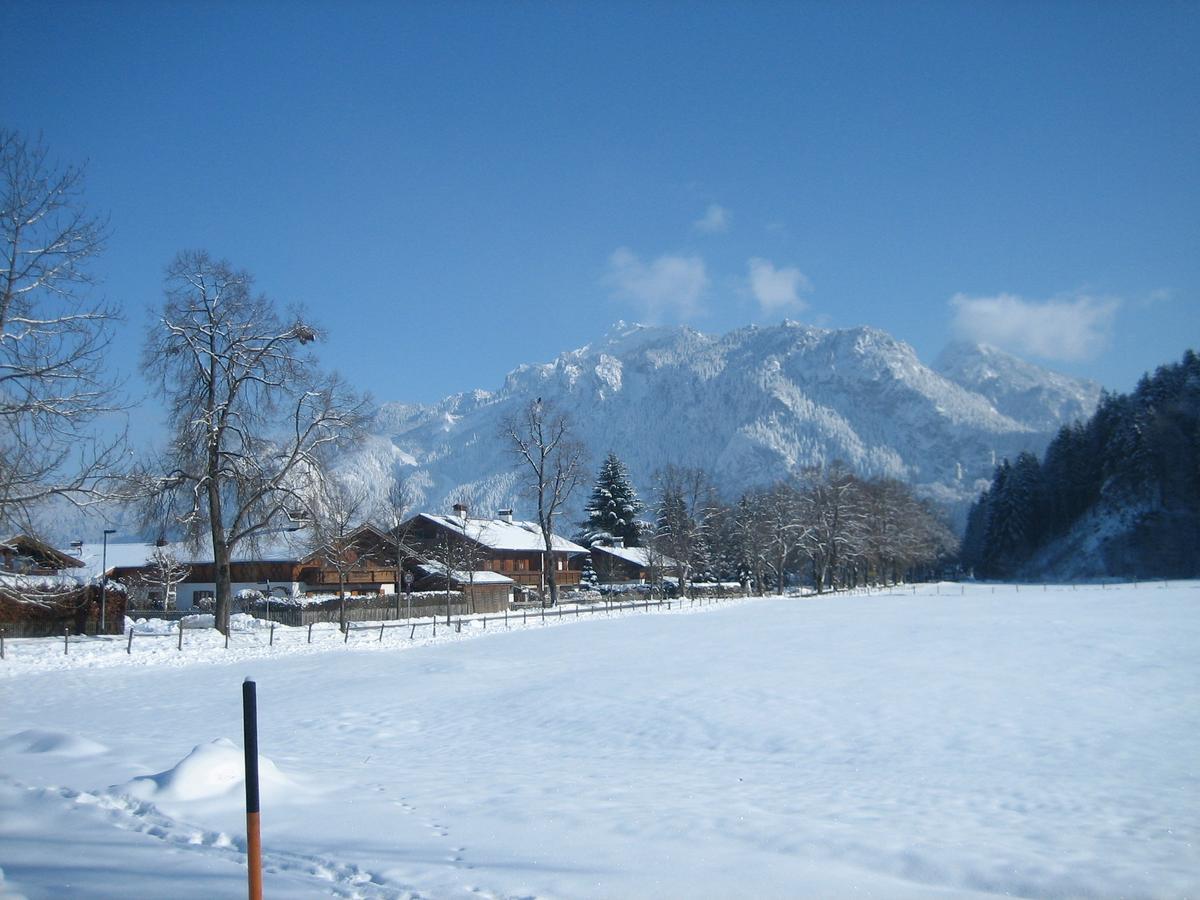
xmin=959 ymin=490 xmax=990 ymax=576
xmin=960 ymin=349 xmax=1199 ymax=579
xmin=579 ymin=452 xmax=644 ymax=547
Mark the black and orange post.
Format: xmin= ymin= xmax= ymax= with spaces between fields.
xmin=242 ymin=678 xmax=263 ymax=900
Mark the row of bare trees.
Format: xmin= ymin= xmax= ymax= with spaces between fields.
xmin=648 ymin=463 xmax=958 ymax=596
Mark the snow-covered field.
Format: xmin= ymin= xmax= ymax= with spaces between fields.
xmin=2 ymin=583 xmax=1197 ymax=899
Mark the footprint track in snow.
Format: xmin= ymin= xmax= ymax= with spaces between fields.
xmin=6 ymin=777 xmax=429 ymax=899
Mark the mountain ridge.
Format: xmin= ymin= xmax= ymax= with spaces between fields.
xmin=343 ymin=321 xmax=1102 ymax=530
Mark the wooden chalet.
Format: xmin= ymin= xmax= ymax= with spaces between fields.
xmin=1 ymin=534 xmax=85 ymax=575
xmin=590 ymin=540 xmax=673 ymax=584
xmin=102 ymin=518 xmax=533 ymax=612
xmin=402 ymin=505 xmax=588 ymax=592
xmin=295 ymin=522 xmax=518 ymax=609
xmin=0 ymin=536 xmax=115 ymax=637
xmin=295 ymin=523 xmax=407 ymax=595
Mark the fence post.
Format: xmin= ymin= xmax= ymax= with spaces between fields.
xmin=225 ymin=629 xmax=230 ymax=649
xmin=64 ymin=625 xmax=69 ymax=656
xmin=410 ymin=623 xmax=417 ymax=639
xmin=308 ymin=622 xmax=314 ymax=644
xmin=127 ymin=627 xmax=134 ymax=654
xmin=379 ymin=622 xmax=386 ymax=642
xmin=242 ymin=678 xmax=264 ymax=900
xmin=523 ymin=608 xmax=527 ymax=624
xmin=433 ymin=620 xmax=437 ymax=637
xmin=344 ymin=623 xmax=350 ymax=644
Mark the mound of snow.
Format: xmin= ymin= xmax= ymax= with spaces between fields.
xmin=127 ymin=617 xmax=180 ymax=635
xmin=122 ymin=737 xmax=289 ymax=803
xmin=0 ymin=729 xmax=108 ymax=757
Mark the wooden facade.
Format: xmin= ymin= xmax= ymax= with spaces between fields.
xmin=589 ymin=543 xmax=675 ymax=584
xmin=402 ymin=512 xmax=587 ymax=590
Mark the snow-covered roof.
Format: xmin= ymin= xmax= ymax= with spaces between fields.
xmin=72 ymin=538 xmax=302 ymax=580
xmin=592 ymin=544 xmax=676 ymax=569
xmin=2 ymin=534 xmax=85 ymax=570
xmin=0 ymin=570 xmax=83 ymax=590
xmin=413 ymin=560 xmax=516 ymax=586
xmin=417 ymin=514 xmax=588 ymax=554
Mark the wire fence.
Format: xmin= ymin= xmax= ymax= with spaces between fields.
xmin=0 ymin=592 xmax=753 ymax=661
xmin=1 ymin=579 xmax=1184 ymax=662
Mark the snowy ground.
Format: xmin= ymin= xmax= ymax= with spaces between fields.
xmin=1 ymin=583 xmax=1197 ymax=899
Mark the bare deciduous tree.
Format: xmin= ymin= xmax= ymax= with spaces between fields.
xmin=142 ymin=250 xmax=369 ymax=633
xmin=654 ymin=464 xmax=719 ymax=597
xmin=732 ymin=489 xmax=771 ymax=595
xmin=305 ymin=474 xmax=373 ymax=632
xmin=429 ymin=505 xmax=490 ymax=623
xmin=132 ymin=545 xmax=191 ymax=610
xmin=640 ymin=532 xmax=671 ymax=600
xmin=502 ymin=399 xmax=584 ymax=606
xmin=0 ymin=129 xmax=125 ymax=532
xmin=797 ymin=463 xmax=867 ymax=593
xmin=376 ymin=474 xmax=418 ymax=615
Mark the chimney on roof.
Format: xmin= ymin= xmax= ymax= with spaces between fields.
xmin=613 ymin=537 xmax=624 ymax=549
xmin=498 ymin=508 xmax=513 ymax=524
xmin=453 ymin=502 xmax=469 ymax=521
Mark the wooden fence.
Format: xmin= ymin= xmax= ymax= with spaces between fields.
xmin=257 ymin=592 xmax=502 ymax=627
xmin=1 ymin=592 xmax=761 ymax=661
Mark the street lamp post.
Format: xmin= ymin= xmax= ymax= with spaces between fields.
xmin=100 ymin=529 xmax=116 ymax=634
xmin=259 ymin=523 xmax=300 ymax=625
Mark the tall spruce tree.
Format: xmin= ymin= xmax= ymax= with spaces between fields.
xmin=580 ymin=452 xmax=643 ymax=547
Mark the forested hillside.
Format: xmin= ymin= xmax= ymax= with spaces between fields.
xmin=961 ymin=350 xmax=1200 ymax=579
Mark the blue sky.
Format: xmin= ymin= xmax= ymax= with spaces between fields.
xmin=6 ymin=0 xmax=1198 ymax=425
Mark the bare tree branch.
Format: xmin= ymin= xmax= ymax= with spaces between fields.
xmin=501 ymin=399 xmax=585 ymax=606
xmin=0 ymin=129 xmax=126 ymax=533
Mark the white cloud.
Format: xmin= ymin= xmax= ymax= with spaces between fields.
xmin=606 ymin=248 xmax=708 ymax=320
xmin=949 ymin=292 xmax=1120 ymax=361
xmin=693 ymin=204 xmax=730 ymax=234
xmin=747 ymin=258 xmax=812 ymax=313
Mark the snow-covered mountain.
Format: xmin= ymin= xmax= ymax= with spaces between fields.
xmin=935 ymin=341 xmax=1101 ymax=432
xmin=341 ymin=321 xmax=1102 ymax=526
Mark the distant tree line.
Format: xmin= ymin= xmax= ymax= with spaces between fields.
xmin=578 ymin=455 xmax=958 ymax=595
xmin=961 ymin=350 xmax=1200 ymax=579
